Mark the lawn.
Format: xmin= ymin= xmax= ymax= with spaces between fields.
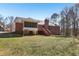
xmin=0 ymin=35 xmax=79 ymax=56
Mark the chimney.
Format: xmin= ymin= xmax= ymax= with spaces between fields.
xmin=44 ymin=19 xmax=49 ymax=28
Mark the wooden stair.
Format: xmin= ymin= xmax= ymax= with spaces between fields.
xmin=39 ymin=26 xmax=51 ymax=36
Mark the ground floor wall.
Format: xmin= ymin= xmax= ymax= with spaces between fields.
xmin=23 ymin=27 xmax=38 ymax=35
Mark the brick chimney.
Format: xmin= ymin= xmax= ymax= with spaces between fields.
xmin=44 ymin=19 xmax=49 ymax=28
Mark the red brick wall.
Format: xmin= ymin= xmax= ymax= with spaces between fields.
xmin=15 ymin=22 xmax=23 ymax=33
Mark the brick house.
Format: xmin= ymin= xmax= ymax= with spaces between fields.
xmin=12 ymin=17 xmax=60 ymax=36
xmin=12 ymin=17 xmax=39 ymax=35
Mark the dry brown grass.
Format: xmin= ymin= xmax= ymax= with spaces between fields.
xmin=0 ymin=35 xmax=79 ymax=56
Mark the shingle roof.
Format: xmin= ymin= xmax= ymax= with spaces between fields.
xmin=14 ymin=17 xmax=40 ymax=23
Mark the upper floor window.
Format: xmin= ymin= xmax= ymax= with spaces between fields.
xmin=24 ymin=22 xmax=37 ymax=28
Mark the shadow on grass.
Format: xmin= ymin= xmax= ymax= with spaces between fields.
xmin=0 ymin=32 xmax=23 ymax=38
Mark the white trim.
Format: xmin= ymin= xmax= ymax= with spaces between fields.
xmin=23 ymin=27 xmax=38 ymax=31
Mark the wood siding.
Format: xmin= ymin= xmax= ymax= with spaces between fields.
xmin=49 ymin=26 xmax=60 ymax=35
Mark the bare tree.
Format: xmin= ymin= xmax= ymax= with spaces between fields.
xmin=60 ymin=3 xmax=79 ymax=37
xmin=60 ymin=10 xmax=66 ymax=36
xmin=60 ymin=7 xmax=71 ymax=37
xmin=4 ymin=16 xmax=14 ymax=31
xmin=50 ymin=13 xmax=59 ymax=25
xmin=0 ymin=15 xmax=3 ymax=22
xmin=0 ymin=15 xmax=5 ymax=30
xmin=68 ymin=4 xmax=79 ymax=37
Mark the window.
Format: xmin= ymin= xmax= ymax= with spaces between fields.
xmin=24 ymin=22 xmax=37 ymax=28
